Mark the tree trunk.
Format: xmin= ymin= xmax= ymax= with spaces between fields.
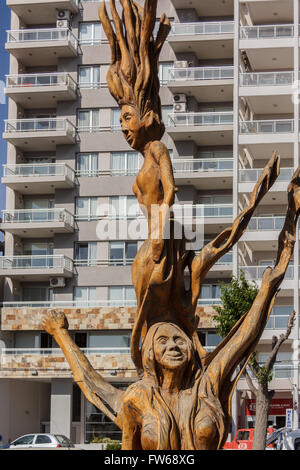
xmin=252 ymin=383 xmax=272 ymax=450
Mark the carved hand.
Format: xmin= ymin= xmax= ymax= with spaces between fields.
xmin=42 ymin=310 xmax=69 ymax=337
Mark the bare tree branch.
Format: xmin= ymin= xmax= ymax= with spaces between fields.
xmin=265 ymin=310 xmax=296 ymax=372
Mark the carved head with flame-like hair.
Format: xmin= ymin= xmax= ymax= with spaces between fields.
xmin=99 ymin=0 xmax=171 ymax=152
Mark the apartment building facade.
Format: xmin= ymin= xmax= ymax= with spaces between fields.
xmin=0 ymin=0 xmax=299 ymax=445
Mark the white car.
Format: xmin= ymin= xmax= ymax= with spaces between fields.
xmin=8 ymin=434 xmax=74 ymax=449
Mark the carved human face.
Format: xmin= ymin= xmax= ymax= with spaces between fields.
xmin=120 ymin=105 xmax=145 ymax=151
xmin=153 ymin=324 xmax=190 ymax=371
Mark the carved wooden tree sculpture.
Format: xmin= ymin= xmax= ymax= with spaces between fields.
xmin=42 ymin=0 xmax=300 ymax=450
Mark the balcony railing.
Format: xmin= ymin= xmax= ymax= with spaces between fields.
xmin=239 ymin=167 xmax=293 ymax=182
xmin=172 ymin=158 xmax=233 ymax=173
xmin=239 ymin=119 xmax=294 ymax=134
xmin=1 ymin=299 xmax=221 ymax=308
xmin=6 ymin=28 xmax=78 ymax=49
xmin=3 ymin=163 xmax=75 ymax=181
xmin=171 ymin=21 xmax=234 ymax=36
xmin=240 ymin=265 xmax=294 ymax=280
xmin=76 ymin=168 xmax=140 ymax=177
xmin=168 ymin=66 xmax=234 ymax=82
xmin=168 ymin=111 xmax=233 ymax=127
xmin=239 ymin=71 xmax=294 ymax=87
xmin=0 ymin=347 xmax=131 ymax=357
xmin=240 ymin=24 xmax=294 ymax=39
xmin=247 ymin=216 xmax=285 ymax=231
xmin=4 ymin=118 xmax=76 ymax=137
xmin=5 ymin=72 xmax=77 ymax=92
xmin=266 ymin=307 xmax=293 ymax=329
xmin=74 ymin=258 xmax=135 ymax=267
xmin=0 ymin=255 xmax=73 ymax=271
xmin=173 ymin=204 xmax=233 ymax=218
xmin=2 ymin=209 xmax=74 ymax=227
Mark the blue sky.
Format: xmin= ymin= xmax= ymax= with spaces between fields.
xmin=0 ymin=3 xmax=10 ymax=215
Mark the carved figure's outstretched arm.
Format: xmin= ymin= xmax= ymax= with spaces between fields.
xmin=42 ymin=310 xmax=124 ymax=427
xmin=190 ymin=152 xmax=280 ymax=309
xmin=203 ymin=167 xmax=300 ymax=447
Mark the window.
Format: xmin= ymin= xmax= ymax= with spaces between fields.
xmin=77 ymin=109 xmax=100 ymax=132
xmin=159 ymin=62 xmax=173 ymax=85
xmin=108 ymin=286 xmax=136 ymax=305
xmin=111 ymin=108 xmax=121 ymax=131
xmin=75 ymin=197 xmax=98 ymax=220
xmin=109 ymin=241 xmax=138 ymax=265
xmin=74 ymin=286 xmax=97 ymax=305
xmin=88 ymin=331 xmax=131 ymax=348
xmin=161 ymin=105 xmax=173 ymax=127
xmin=22 ymin=242 xmax=54 ymax=267
xmin=78 ymin=65 xmax=101 ymax=88
xmin=35 ymin=435 xmax=52 ymax=444
xmin=266 ymin=306 xmax=292 ymax=329
xmin=75 ymin=242 xmax=97 ymax=265
xmin=199 ymin=284 xmax=221 ymax=300
xmin=206 ymin=332 xmax=222 ymax=347
xmin=22 ymin=286 xmax=53 ymax=303
xmin=76 ymin=153 xmax=98 ymax=177
xmin=79 ymin=22 xmax=102 ymax=45
xmin=12 ymin=435 xmax=35 ymax=446
xmin=110 ymin=151 xmax=140 ymax=176
xmin=259 ymin=352 xmax=293 ymax=379
xmin=110 ymin=196 xmax=140 ymax=218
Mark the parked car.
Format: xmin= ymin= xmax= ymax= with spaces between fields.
xmin=266 ymin=428 xmax=300 ymax=450
xmin=223 ymin=427 xmax=275 ymax=450
xmin=4 ymin=434 xmax=74 ymax=449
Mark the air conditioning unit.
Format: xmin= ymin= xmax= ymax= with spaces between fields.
xmin=50 ymin=277 xmax=65 ymax=288
xmin=173 ymin=93 xmax=187 ymax=103
xmin=57 ymin=19 xmax=70 ymax=29
xmin=173 ymin=102 xmax=187 ymax=113
xmin=174 ymin=61 xmax=188 ymax=69
xmin=57 ymin=9 xmax=71 ymax=20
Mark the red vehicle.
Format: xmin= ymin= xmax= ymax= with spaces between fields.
xmin=223 ymin=427 xmax=275 ymax=450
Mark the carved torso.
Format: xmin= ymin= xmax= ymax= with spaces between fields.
xmin=133 ymin=146 xmax=164 ymax=214
xmin=122 ymin=381 xmax=220 ymax=450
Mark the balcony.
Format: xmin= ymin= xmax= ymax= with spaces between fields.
xmin=239 ymin=119 xmax=294 ymax=146
xmin=173 ymin=204 xmax=233 ymax=232
xmin=74 ymin=258 xmax=135 ymax=267
xmin=168 ymin=66 xmax=234 ymax=102
xmin=0 ymin=255 xmax=73 ymax=280
xmin=241 ymin=216 xmax=285 ymax=245
xmin=169 ymin=21 xmax=234 ymax=60
xmin=247 ymin=216 xmax=285 ymax=232
xmin=167 ymin=111 xmax=233 ymax=145
xmin=172 ymin=157 xmax=233 ymax=189
xmin=3 ymin=118 xmax=76 ymax=151
xmin=240 ymin=24 xmax=294 ymax=40
xmin=0 ymin=348 xmax=135 ymax=379
xmin=0 ymin=209 xmax=74 ymax=238
xmin=2 ymin=163 xmax=75 ymax=194
xmin=5 ymin=28 xmax=78 ymax=66
xmin=239 ymin=24 xmax=294 ymax=69
xmin=170 ymin=0 xmax=233 ymax=17
xmin=0 ymin=303 xmax=216 ymax=332
xmin=5 ymin=73 xmax=77 ymax=108
xmin=6 ymin=1 xmax=79 ymax=25
xmin=239 ymin=71 xmax=294 ymax=89
xmin=239 ymin=167 xmax=293 ymax=194
xmin=240 ymin=265 xmax=294 ymax=289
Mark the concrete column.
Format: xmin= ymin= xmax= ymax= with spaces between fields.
xmin=292 ymin=0 xmax=300 ymax=430
xmin=231 ymin=0 xmax=240 ymax=431
xmin=232 ymin=0 xmax=240 ymax=279
xmin=50 ymin=379 xmax=73 ymax=438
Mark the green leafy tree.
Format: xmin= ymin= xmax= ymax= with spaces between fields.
xmin=213 ymin=272 xmax=258 ymax=337
xmin=213 ymin=272 xmax=295 ymax=450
